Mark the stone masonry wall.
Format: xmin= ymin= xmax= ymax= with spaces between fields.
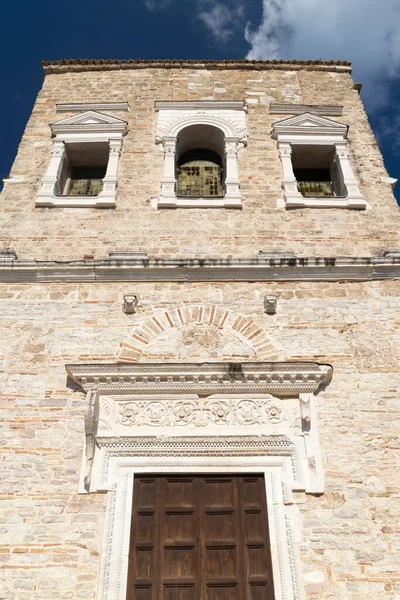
xmin=1 ymin=63 xmax=399 ymax=600
xmin=0 ymin=280 xmax=399 ymax=599
xmin=0 ymin=65 xmax=399 ymax=260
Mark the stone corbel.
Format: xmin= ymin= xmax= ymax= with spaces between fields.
xmin=299 ymin=393 xmax=324 ymax=493
xmin=83 ymin=388 xmax=100 ymax=491
xmin=299 ymin=392 xmax=311 ymax=432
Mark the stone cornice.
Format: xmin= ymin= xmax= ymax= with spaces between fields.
xmin=56 ymin=102 xmax=129 ymax=113
xmin=269 ymin=103 xmax=343 ymax=116
xmin=155 ymin=101 xmax=246 ymax=111
xmin=42 ymin=58 xmax=352 ymax=75
xmin=66 ymin=361 xmax=332 ymax=396
xmin=1 ymin=254 xmax=400 ymax=282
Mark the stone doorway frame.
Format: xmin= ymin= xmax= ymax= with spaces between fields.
xmin=66 ymin=361 xmax=333 ymax=600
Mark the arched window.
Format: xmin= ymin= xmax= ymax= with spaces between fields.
xmin=176 ymin=125 xmax=224 ymax=198
xmin=155 ymin=101 xmax=247 ymax=208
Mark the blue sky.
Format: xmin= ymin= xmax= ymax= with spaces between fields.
xmin=1 ymin=0 xmax=399 ymax=203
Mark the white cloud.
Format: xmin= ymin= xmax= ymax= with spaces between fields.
xmin=142 ymin=0 xmax=171 ymax=11
xmin=245 ymin=0 xmax=400 ymax=112
xmin=199 ymin=1 xmax=245 ymax=44
xmin=376 ymin=113 xmax=400 ymax=156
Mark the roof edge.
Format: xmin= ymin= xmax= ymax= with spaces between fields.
xmin=42 ymin=58 xmax=352 ymax=75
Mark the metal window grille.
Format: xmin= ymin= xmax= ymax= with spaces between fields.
xmin=177 ymin=160 xmax=223 ymax=198
xmin=66 ymin=167 xmax=106 ymax=196
xmin=297 ymin=180 xmax=334 ymax=196
xmin=294 ymin=168 xmax=335 ymax=197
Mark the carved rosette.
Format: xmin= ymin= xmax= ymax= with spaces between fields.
xmin=115 ymin=396 xmax=294 ymax=428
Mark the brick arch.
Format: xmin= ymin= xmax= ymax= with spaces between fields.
xmin=117 ymin=305 xmax=279 ymax=363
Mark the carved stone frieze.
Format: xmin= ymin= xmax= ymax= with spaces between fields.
xmin=114 ymin=396 xmax=296 ymax=429
xmin=69 ymin=361 xmax=328 ymax=498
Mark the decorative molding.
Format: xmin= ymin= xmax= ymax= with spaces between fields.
xmin=157 ymin=197 xmax=243 ymax=209
xmin=56 ymin=102 xmax=129 ymax=113
xmin=66 ymin=361 xmax=333 ymax=396
xmin=50 ymin=110 xmax=127 ymax=136
xmin=155 ymin=100 xmax=246 ymax=111
xmin=83 ymin=389 xmax=99 ymax=490
xmin=1 ymin=253 xmax=400 ymax=282
xmin=108 ymin=251 xmax=148 ymax=260
xmin=0 ymin=249 xmax=18 ymax=260
xmin=272 ymin=112 xmax=348 ymax=138
xmin=97 ymin=433 xmax=296 ymax=453
xmin=117 ymin=305 xmax=279 ymax=363
xmin=269 ymin=103 xmax=343 ymax=116
xmin=36 ymin=112 xmax=127 ymax=208
xmin=67 ymin=359 xmax=326 ymax=599
xmin=155 ymin=103 xmax=247 ymax=208
xmin=95 ymin=462 xmax=306 ymax=600
xmin=156 ymin=113 xmax=247 ymax=142
xmin=272 ymin=112 xmax=368 ymax=209
xmin=35 ymin=195 xmax=117 ymax=209
xmin=113 ymin=396 xmax=296 ymax=429
xmin=67 ymin=360 xmax=329 ymax=494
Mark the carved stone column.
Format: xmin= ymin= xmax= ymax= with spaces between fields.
xmin=160 ymin=136 xmax=177 ymax=201
xmin=334 ymin=142 xmax=367 ymax=207
xmin=36 ymin=140 xmax=66 ymax=203
xmin=224 ymin=138 xmax=242 ymax=202
xmin=278 ymin=142 xmax=303 ymax=205
xmin=97 ymin=138 xmax=122 ymax=206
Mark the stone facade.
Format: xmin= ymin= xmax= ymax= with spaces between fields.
xmin=0 ymin=60 xmax=399 ymax=600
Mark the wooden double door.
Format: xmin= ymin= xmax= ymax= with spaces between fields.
xmin=127 ymin=474 xmax=275 ymax=600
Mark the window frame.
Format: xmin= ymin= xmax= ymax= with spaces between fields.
xmin=36 ymin=111 xmax=127 ymax=208
xmin=272 ymin=112 xmax=369 ymax=209
xmin=155 ymin=101 xmax=247 ymax=209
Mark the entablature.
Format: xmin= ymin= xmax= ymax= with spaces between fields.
xmin=1 ymin=252 xmax=400 ymax=282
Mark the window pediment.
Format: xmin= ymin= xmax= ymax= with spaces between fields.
xmin=272 ymin=111 xmax=348 ymax=138
xmin=51 ymin=110 xmax=127 ymax=136
xmin=37 ymin=111 xmax=126 ymax=208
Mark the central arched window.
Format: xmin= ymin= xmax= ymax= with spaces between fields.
xmin=175 ymin=125 xmax=225 ymax=198
xmin=177 ymin=149 xmax=223 ymax=197
xmin=156 ymin=101 xmax=247 ymax=208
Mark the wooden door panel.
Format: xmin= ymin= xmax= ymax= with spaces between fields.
xmin=249 ymin=584 xmax=269 ymax=600
xmin=204 ymin=509 xmax=235 ymax=540
xmin=164 ymin=546 xmax=195 ymax=577
xmin=206 ymin=584 xmax=239 ymax=600
xmin=127 ymin=475 xmax=275 ymax=600
xmin=205 ymin=544 xmax=238 ymax=577
xmin=134 ymin=587 xmax=152 ymax=600
xmin=163 ymin=585 xmax=196 ymax=600
xmin=165 ymin=510 xmax=194 ymax=542
xmin=165 ymin=477 xmax=195 ymax=506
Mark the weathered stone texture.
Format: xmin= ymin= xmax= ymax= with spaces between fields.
xmin=0 ymin=66 xmax=399 ymax=260
xmin=0 ymin=280 xmax=399 ymax=598
xmin=1 ymin=63 xmax=400 ymax=599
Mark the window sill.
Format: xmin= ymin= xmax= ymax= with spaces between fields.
xmin=35 ymin=194 xmax=116 ymax=208
xmin=157 ymin=196 xmax=242 ymax=209
xmin=284 ymin=195 xmax=370 ymax=209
